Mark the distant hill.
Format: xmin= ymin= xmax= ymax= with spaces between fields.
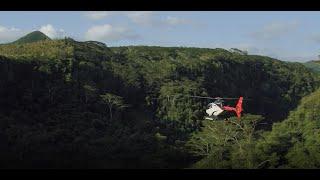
xmin=12 ymin=31 xmax=51 ymax=44
xmin=304 ymin=60 xmax=320 ymax=74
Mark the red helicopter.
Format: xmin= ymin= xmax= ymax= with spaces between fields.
xmin=167 ymin=94 xmax=246 ymax=120
xmin=181 ymin=95 xmax=244 ymax=120
xmin=204 ymin=97 xmax=243 ymax=120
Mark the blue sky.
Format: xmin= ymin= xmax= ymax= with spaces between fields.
xmin=0 ymin=11 xmax=320 ymax=61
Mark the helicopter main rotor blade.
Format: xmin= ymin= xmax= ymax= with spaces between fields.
xmin=187 ymin=95 xmax=218 ymax=100
xmin=170 ymin=94 xmax=251 ymax=100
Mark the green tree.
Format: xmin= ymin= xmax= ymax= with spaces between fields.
xmin=100 ymin=93 xmax=128 ymax=121
xmin=83 ymin=84 xmax=97 ymax=104
xmin=187 ymin=114 xmax=264 ymax=168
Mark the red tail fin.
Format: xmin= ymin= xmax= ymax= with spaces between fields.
xmin=222 ymin=96 xmax=243 ymax=119
xmin=235 ymin=97 xmax=243 ymax=118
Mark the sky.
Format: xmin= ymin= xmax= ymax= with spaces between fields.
xmin=0 ymin=11 xmax=320 ymax=62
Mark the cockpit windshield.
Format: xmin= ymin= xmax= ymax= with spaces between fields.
xmin=213 ymin=99 xmax=224 ymax=107
xmin=214 ymin=99 xmax=223 ymax=104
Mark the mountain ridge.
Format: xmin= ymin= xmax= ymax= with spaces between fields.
xmin=304 ymin=60 xmax=320 ymax=74
xmin=12 ymin=31 xmax=51 ymax=44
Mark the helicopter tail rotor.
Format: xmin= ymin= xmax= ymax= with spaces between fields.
xmin=235 ymin=96 xmax=243 ymax=119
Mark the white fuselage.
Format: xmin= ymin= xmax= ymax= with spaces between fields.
xmin=206 ymin=103 xmax=224 ymax=117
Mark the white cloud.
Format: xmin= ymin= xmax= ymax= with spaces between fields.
xmin=39 ymin=24 xmax=65 ymax=39
xmin=126 ymin=12 xmax=195 ymax=28
xmin=84 ymin=11 xmax=115 ymax=20
xmin=126 ymin=11 xmax=154 ymax=25
xmin=0 ymin=26 xmax=25 ymax=43
xmin=84 ymin=11 xmax=199 ymax=29
xmin=164 ymin=16 xmax=190 ymax=26
xmin=85 ymin=24 xmax=139 ymax=42
xmin=308 ymin=33 xmax=320 ymax=43
xmin=251 ymin=21 xmax=300 ymax=40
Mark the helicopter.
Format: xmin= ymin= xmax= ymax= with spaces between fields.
xmin=163 ymin=94 xmax=246 ymax=121
xmin=170 ymin=95 xmax=244 ymax=120
xmin=204 ymin=96 xmax=243 ymax=120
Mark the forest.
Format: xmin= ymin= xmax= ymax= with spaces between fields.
xmin=0 ymin=31 xmax=319 ymax=168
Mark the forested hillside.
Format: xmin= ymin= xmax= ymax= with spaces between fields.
xmin=0 ymin=33 xmax=319 ymax=168
xmin=304 ymin=60 xmax=320 ymax=74
xmin=187 ymin=88 xmax=320 ymax=168
xmin=256 ymin=88 xmax=320 ymax=168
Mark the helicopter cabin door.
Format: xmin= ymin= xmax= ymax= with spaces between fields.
xmin=206 ymin=103 xmax=224 ymax=117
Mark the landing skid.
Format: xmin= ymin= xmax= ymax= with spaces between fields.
xmin=205 ymin=116 xmax=218 ymax=121
xmin=205 ymin=116 xmax=230 ymax=121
